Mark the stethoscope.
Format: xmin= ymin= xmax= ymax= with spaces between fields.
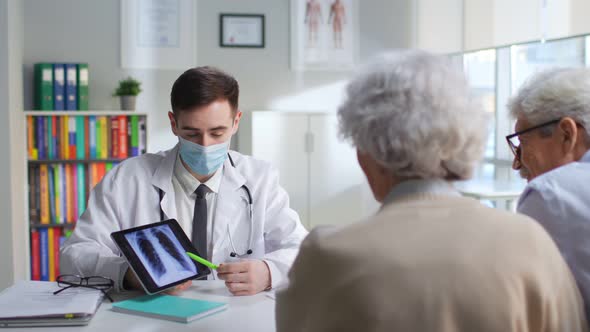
xmin=158 ymin=153 xmax=254 ymax=258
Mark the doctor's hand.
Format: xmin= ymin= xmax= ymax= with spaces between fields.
xmin=217 ymin=260 xmax=271 ymax=296
xmin=164 ymin=280 xmax=192 ymax=295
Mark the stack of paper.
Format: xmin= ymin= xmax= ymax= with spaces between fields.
xmin=0 ymin=281 xmax=103 ymax=327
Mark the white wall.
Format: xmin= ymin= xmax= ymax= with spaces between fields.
xmin=463 ymin=0 xmax=494 ymax=50
xmin=23 ymin=0 xmax=413 ymax=154
xmin=570 ymin=0 xmax=590 ymax=36
xmin=0 ymin=0 xmax=27 ymax=289
xmin=421 ymin=0 xmax=590 ymax=53
xmin=464 ymin=0 xmax=587 ymax=52
xmin=10 ymin=0 xmax=411 ymax=286
xmin=18 ymin=0 xmax=590 ymax=176
xmin=415 ymin=0 xmax=463 ymax=53
xmin=491 ymin=0 xmax=569 ymax=45
xmin=9 ymin=0 xmax=590 ymax=287
xmin=0 ymin=0 xmax=13 ymax=291
xmin=492 ymin=0 xmax=541 ymax=46
xmin=9 ymin=0 xmax=27 ymax=288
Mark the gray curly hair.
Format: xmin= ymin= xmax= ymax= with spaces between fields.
xmin=508 ymin=67 xmax=590 ymax=140
xmin=338 ymin=49 xmax=488 ymax=180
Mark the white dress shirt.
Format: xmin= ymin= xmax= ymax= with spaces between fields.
xmin=517 ymin=149 xmax=590 ymax=319
xmin=172 ymin=151 xmax=223 ymax=261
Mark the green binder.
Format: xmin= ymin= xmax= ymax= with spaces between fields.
xmin=34 ymin=63 xmax=53 ymax=110
xmin=130 ymin=115 xmax=139 ymax=156
xmin=96 ymin=116 xmax=102 ymax=158
xmin=77 ymin=64 xmax=89 ymax=110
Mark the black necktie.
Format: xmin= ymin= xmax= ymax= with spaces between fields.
xmin=192 ymin=184 xmax=208 ymax=259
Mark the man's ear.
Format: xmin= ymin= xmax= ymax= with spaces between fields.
xmin=232 ymin=110 xmax=243 ymax=135
xmin=168 ymin=111 xmax=178 ymax=136
xmin=558 ymin=117 xmax=578 ymax=153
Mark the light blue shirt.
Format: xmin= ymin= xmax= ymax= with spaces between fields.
xmin=517 ymin=149 xmax=590 ymax=318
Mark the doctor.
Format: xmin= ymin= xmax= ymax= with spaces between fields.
xmin=60 ymin=66 xmax=308 ymax=296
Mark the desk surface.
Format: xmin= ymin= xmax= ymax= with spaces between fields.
xmin=1 ymin=281 xmax=276 ymax=332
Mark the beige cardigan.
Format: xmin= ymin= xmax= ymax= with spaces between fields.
xmin=276 ymin=194 xmax=588 ymax=332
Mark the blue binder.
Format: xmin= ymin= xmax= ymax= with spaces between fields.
xmin=64 ymin=64 xmax=77 ymax=110
xmin=39 ymin=228 xmax=49 ymax=281
xmin=89 ymin=116 xmax=97 ymax=158
xmin=52 ymin=64 xmax=65 ymax=110
xmin=36 ymin=117 xmax=45 ymax=160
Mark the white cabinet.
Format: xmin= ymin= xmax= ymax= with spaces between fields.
xmin=251 ymin=112 xmax=378 ymax=230
xmin=251 ymin=113 xmax=310 ymax=227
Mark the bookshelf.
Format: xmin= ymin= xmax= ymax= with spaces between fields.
xmin=24 ymin=110 xmax=148 ymax=282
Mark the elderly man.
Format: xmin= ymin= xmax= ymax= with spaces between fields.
xmin=507 ymin=67 xmax=590 ymax=319
xmin=275 ymin=51 xmax=587 ymax=332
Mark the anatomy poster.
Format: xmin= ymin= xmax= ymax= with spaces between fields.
xmin=125 ymin=224 xmax=197 ymax=287
xmin=291 ymin=0 xmax=358 ymax=71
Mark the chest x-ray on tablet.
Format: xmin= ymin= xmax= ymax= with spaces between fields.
xmin=124 ymin=224 xmax=196 ymax=287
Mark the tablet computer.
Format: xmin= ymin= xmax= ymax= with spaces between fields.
xmin=111 ymin=219 xmax=210 ymax=294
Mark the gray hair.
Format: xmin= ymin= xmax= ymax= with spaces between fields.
xmin=508 ymin=67 xmax=590 ymax=139
xmin=337 ymin=49 xmax=488 ymax=180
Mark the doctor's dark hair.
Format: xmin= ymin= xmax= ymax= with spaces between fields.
xmin=170 ymin=66 xmax=239 ymax=115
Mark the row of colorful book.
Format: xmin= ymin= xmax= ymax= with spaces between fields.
xmin=27 ymin=115 xmax=146 ymax=160
xmin=34 ymin=63 xmax=89 ymax=111
xmin=29 ymin=162 xmax=119 ymax=225
xmin=30 ymin=227 xmax=70 ymax=281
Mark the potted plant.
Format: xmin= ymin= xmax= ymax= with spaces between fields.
xmin=113 ymin=77 xmax=142 ymax=111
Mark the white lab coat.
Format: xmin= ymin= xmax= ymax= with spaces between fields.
xmin=60 ymin=144 xmax=308 ymax=291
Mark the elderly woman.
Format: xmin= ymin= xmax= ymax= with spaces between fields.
xmin=275 ymin=50 xmax=587 ymax=332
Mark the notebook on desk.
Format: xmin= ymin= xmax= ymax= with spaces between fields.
xmin=0 ymin=281 xmax=104 ymax=327
xmin=112 ymin=294 xmax=227 ymax=323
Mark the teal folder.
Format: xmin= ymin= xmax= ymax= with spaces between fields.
xmin=76 ymin=164 xmax=85 ymax=216
xmin=75 ymin=116 xmax=85 ymax=159
xmin=111 ymin=295 xmax=227 ymax=324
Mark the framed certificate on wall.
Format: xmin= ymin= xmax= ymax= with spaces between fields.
xmin=220 ymin=14 xmax=265 ymax=48
xmin=121 ymin=0 xmax=196 ymax=69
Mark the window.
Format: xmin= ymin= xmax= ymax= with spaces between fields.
xmin=511 ymin=37 xmax=585 ymax=94
xmin=454 ymin=36 xmax=587 ymax=184
xmin=463 ymin=49 xmax=496 ymax=181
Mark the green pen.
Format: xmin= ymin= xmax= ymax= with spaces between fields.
xmin=186 ymin=252 xmax=218 ymax=270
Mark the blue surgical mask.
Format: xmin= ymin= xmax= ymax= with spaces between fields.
xmin=178 ymin=136 xmax=230 ymax=175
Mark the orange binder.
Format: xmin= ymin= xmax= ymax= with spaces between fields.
xmin=39 ymin=165 xmax=49 ymax=224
